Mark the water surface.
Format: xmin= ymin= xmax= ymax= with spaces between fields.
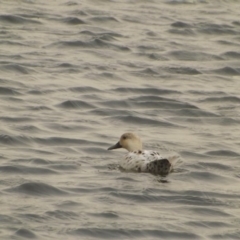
xmin=1 ymin=0 xmax=240 ymax=239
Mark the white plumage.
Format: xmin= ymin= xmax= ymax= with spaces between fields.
xmin=108 ymin=133 xmax=179 ymax=175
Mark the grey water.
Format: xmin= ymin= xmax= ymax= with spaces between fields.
xmin=0 ymin=0 xmax=240 ymax=239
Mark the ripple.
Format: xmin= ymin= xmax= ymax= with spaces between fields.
xmin=89 ymin=16 xmax=119 ymax=23
xmin=198 ymin=23 xmax=237 ymax=35
xmin=233 ymin=21 xmax=240 ymax=26
xmin=0 ymin=134 xmax=31 ymax=146
xmin=49 ymin=164 xmax=80 ymax=171
xmin=70 ymin=10 xmax=88 ymax=16
xmin=174 ymin=108 xmax=219 ymax=117
xmin=198 ymin=162 xmax=233 ymax=171
xmin=46 ymin=210 xmax=78 ymax=219
xmin=88 ymin=108 xmax=130 ymax=117
xmin=0 ymin=86 xmax=20 ymax=95
xmin=0 ymin=40 xmax=27 ymax=47
xmin=186 ymin=220 xmax=231 ymax=229
xmin=205 ymin=150 xmax=240 ymax=157
xmin=210 ymin=232 xmax=240 ymax=239
xmin=1 ymin=64 xmax=33 ymax=74
xmin=0 ymin=78 xmax=26 ymax=87
xmin=137 ymin=40 xmax=163 ymax=49
xmin=11 ymin=158 xmax=50 ymax=164
xmin=171 ymin=21 xmax=192 ymax=28
xmin=169 ymin=28 xmax=195 ymax=36
xmin=27 ymin=89 xmax=53 ymax=95
xmin=67 ymin=187 xmax=116 ymax=194
xmin=100 ymin=100 xmax=130 ymax=108
xmin=100 ymin=98 xmax=197 ymax=110
xmin=188 ymin=90 xmax=226 ymax=96
xmin=79 ymin=30 xmax=123 ymax=38
xmin=169 ymin=50 xmax=222 ymax=61
xmin=131 ymin=98 xmax=198 ymax=110
xmin=49 ymin=39 xmax=130 ymax=51
xmin=221 ymin=51 xmax=240 ymax=59
xmin=89 ymin=211 xmax=119 ymax=219
xmin=0 ymin=214 xmax=22 ymax=224
xmin=69 ymin=228 xmax=200 ymax=239
xmin=1 ymin=96 xmax=24 ymax=103
xmin=188 ymin=171 xmax=235 ymax=185
xmin=27 ymin=106 xmax=52 ymax=111
xmin=45 ymin=123 xmax=92 ymax=132
xmin=62 ymin=17 xmax=85 ymax=25
xmin=201 ymin=96 xmax=240 ymax=103
xmin=30 ymin=158 xmax=50 ymax=165
xmin=189 ymin=207 xmax=230 ymax=217
xmin=107 ymin=115 xmax=177 ymax=127
xmin=57 ymin=200 xmax=82 ymax=208
xmin=129 ymin=95 xmax=178 ymax=102
xmin=6 ymin=182 xmax=68 ymax=196
xmin=57 ymin=100 xmax=94 ymax=109
xmin=83 ymin=147 xmax=112 ymax=154
xmin=0 ymin=14 xmax=41 ymax=24
xmin=34 ymin=137 xmax=99 ymax=146
xmin=110 ymin=191 xmax=223 ymax=206
xmin=68 ymin=86 xmax=100 ymax=93
xmin=17 ymin=213 xmax=48 ymax=222
xmin=113 ymin=87 xmax=180 ymax=95
xmin=212 ymin=67 xmax=240 ymax=76
xmin=171 ymin=116 xmax=240 ymax=126
xmin=142 ymin=52 xmax=168 ymax=61
xmin=116 ymin=177 xmax=139 ymax=182
xmin=137 ymin=67 xmax=159 ymax=75
xmin=165 ymin=66 xmax=201 ymax=75
xmin=0 ymin=165 xmax=58 ymax=174
xmin=56 ymin=63 xmax=78 ymax=68
xmin=63 ymin=1 xmax=78 ymax=6
xmin=15 ymin=228 xmax=37 ymax=239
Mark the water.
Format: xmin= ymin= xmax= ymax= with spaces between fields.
xmin=1 ymin=0 xmax=240 ymax=239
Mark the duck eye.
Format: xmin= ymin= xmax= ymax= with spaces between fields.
xmin=123 ymin=136 xmax=127 ymax=140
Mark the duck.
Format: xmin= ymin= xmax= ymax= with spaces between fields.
xmin=108 ymin=132 xmax=179 ymax=175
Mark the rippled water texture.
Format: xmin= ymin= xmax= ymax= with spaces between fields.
xmin=1 ymin=0 xmax=240 ymax=239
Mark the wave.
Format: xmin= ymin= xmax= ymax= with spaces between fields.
xmin=168 ymin=50 xmax=222 ymax=61
xmin=0 ymin=87 xmax=20 ymax=95
xmin=15 ymin=228 xmax=37 ymax=239
xmin=6 ymin=182 xmax=68 ymax=196
xmin=57 ymin=100 xmax=94 ymax=109
xmin=69 ymin=228 xmax=200 ymax=239
xmin=205 ymin=150 xmax=240 ymax=157
xmin=48 ymin=39 xmax=130 ymax=51
xmin=0 ymin=64 xmax=34 ymax=74
xmin=0 ymin=165 xmax=58 ymax=174
xmin=113 ymin=87 xmax=180 ymax=95
xmin=221 ymin=51 xmax=240 ymax=59
xmin=106 ymin=115 xmax=178 ymax=127
xmin=68 ymin=86 xmax=100 ymax=93
xmin=100 ymin=98 xmax=198 ymax=110
xmin=0 ymin=14 xmax=41 ymax=24
xmin=200 ymin=96 xmax=240 ymax=103
xmin=165 ymin=66 xmax=201 ymax=75
xmin=212 ymin=67 xmax=240 ymax=76
xmin=61 ymin=17 xmax=85 ymax=25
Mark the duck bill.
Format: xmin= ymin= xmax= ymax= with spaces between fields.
xmin=108 ymin=141 xmax=122 ymax=150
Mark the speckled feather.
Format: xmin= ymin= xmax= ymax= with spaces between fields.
xmin=108 ymin=132 xmax=179 ymax=175
xmin=120 ymin=150 xmax=175 ymax=175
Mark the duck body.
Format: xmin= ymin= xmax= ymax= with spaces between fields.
xmin=121 ymin=150 xmax=173 ymax=175
xmin=108 ymin=132 xmax=178 ymax=175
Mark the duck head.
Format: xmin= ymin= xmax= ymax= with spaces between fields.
xmin=108 ymin=132 xmax=142 ymax=152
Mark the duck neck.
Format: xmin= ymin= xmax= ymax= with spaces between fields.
xmin=127 ymin=142 xmax=143 ymax=152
